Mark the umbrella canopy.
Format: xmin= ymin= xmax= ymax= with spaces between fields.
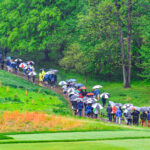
xmin=122 ymin=104 xmax=133 ymax=109
xmin=28 ymin=71 xmax=37 ymax=76
xmin=27 ymin=61 xmax=34 ymax=65
xmin=70 ymin=95 xmax=79 ymax=101
xmin=74 ymin=83 xmax=84 ymax=88
xmin=7 ymin=56 xmax=12 ymax=60
xmin=67 ymin=79 xmax=76 ymax=82
xmin=81 ymin=86 xmax=87 ymax=90
xmin=93 ymin=85 xmax=103 ymax=89
xmin=46 ymin=71 xmax=55 ymax=74
xmin=15 ymin=58 xmax=22 ymax=62
xmin=19 ymin=63 xmax=27 ymax=68
xmin=62 ymin=85 xmax=67 ymax=89
xmin=115 ymin=103 xmax=123 ymax=107
xmin=86 ymin=99 xmax=93 ymax=104
xmin=87 ymin=93 xmax=94 ymax=96
xmin=49 ymin=69 xmax=58 ymax=73
xmin=109 ymin=101 xmax=115 ymax=106
xmin=59 ymin=81 xmax=67 ymax=86
xmin=100 ymin=93 xmax=110 ymax=99
xmin=134 ymin=107 xmax=140 ymax=112
xmin=92 ymin=103 xmax=103 ymax=110
xmin=75 ymin=98 xmax=83 ymax=103
xmin=140 ymin=107 xmax=149 ymax=112
xmin=67 ymin=88 xmax=75 ymax=93
xmin=87 ymin=98 xmax=97 ymax=104
xmin=68 ymin=92 xmax=75 ymax=97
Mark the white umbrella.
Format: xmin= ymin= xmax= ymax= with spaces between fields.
xmin=15 ymin=58 xmax=22 ymax=62
xmin=93 ymin=85 xmax=103 ymax=89
xmin=109 ymin=101 xmax=115 ymax=106
xmin=27 ymin=61 xmax=34 ymax=65
xmin=75 ymin=98 xmax=83 ymax=103
xmin=28 ymin=71 xmax=37 ymax=76
xmin=67 ymin=88 xmax=75 ymax=93
xmin=100 ymin=92 xmax=110 ymax=99
xmin=92 ymin=103 xmax=103 ymax=109
xmin=62 ymin=85 xmax=67 ymax=89
xmin=122 ymin=104 xmax=133 ymax=109
xmin=59 ymin=81 xmax=67 ymax=86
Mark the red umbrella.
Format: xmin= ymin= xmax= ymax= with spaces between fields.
xmin=87 ymin=93 xmax=94 ymax=96
xmin=81 ymin=86 xmax=87 ymax=90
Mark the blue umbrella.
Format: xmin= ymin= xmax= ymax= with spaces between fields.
xmin=74 ymin=83 xmax=84 ymax=88
xmin=68 ymin=79 xmax=76 ymax=82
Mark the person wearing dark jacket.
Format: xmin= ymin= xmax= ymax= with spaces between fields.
xmin=107 ymin=104 xmax=112 ymax=121
xmin=85 ymin=104 xmax=92 ymax=117
xmin=140 ymin=112 xmax=147 ymax=127
xmin=102 ymin=97 xmax=106 ymax=107
xmin=1 ymin=59 xmax=4 ymax=70
xmin=126 ymin=110 xmax=132 ymax=125
xmin=147 ymin=111 xmax=150 ymax=128
xmin=131 ymin=109 xmax=140 ymax=126
xmin=77 ymin=101 xmax=83 ymax=117
xmin=72 ymin=101 xmax=78 ymax=115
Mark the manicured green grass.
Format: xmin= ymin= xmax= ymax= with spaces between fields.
xmin=0 ymin=135 xmax=13 ymax=140
xmin=7 ymin=131 xmax=150 ymax=142
xmin=58 ymin=70 xmax=150 ymax=107
xmin=0 ymin=139 xmax=150 ymax=150
xmin=0 ymin=70 xmax=71 ymax=115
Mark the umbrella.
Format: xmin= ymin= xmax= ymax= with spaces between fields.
xmin=92 ymin=103 xmax=103 ymax=110
xmin=109 ymin=101 xmax=115 ymax=106
xmin=74 ymin=83 xmax=84 ymax=88
xmin=15 ymin=58 xmax=22 ymax=62
xmin=59 ymin=81 xmax=67 ymax=86
xmin=74 ymin=90 xmax=80 ymax=93
xmin=68 ymin=79 xmax=76 ymax=82
xmin=40 ymin=68 xmax=45 ymax=71
xmin=93 ymin=85 xmax=103 ymax=89
xmin=134 ymin=107 xmax=140 ymax=112
xmin=100 ymin=93 xmax=110 ymax=99
xmin=115 ymin=103 xmax=123 ymax=107
xmin=89 ymin=98 xmax=98 ymax=103
xmin=62 ymin=85 xmax=67 ymax=89
xmin=46 ymin=71 xmax=55 ymax=74
xmin=67 ymin=88 xmax=75 ymax=93
xmin=81 ymin=86 xmax=87 ymax=90
xmin=75 ymin=98 xmax=83 ymax=103
xmin=7 ymin=56 xmax=11 ymax=60
xmin=140 ymin=107 xmax=149 ymax=112
xmin=28 ymin=71 xmax=37 ymax=76
xmin=122 ymin=104 xmax=133 ymax=109
xmin=68 ymin=92 xmax=75 ymax=97
xmin=86 ymin=99 xmax=93 ymax=104
xmin=27 ymin=61 xmax=34 ymax=65
xmin=70 ymin=95 xmax=79 ymax=101
xmin=87 ymin=93 xmax=94 ymax=96
xmin=19 ymin=63 xmax=27 ymax=68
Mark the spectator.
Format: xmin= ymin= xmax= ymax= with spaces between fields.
xmin=131 ymin=109 xmax=140 ymax=126
xmin=126 ymin=110 xmax=132 ymax=125
xmin=102 ymin=97 xmax=106 ymax=107
xmin=140 ymin=111 xmax=147 ymax=127
xmin=111 ymin=105 xmax=117 ymax=122
xmin=77 ymin=101 xmax=83 ymax=117
xmin=147 ymin=111 xmax=150 ymax=128
xmin=116 ymin=107 xmax=122 ymax=124
xmin=107 ymin=104 xmax=112 ymax=122
xmin=85 ymin=104 xmax=92 ymax=117
xmin=123 ymin=109 xmax=128 ymax=124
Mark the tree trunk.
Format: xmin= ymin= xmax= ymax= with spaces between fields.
xmin=84 ymin=72 xmax=87 ymax=83
xmin=44 ymin=50 xmax=50 ymax=61
xmin=126 ymin=0 xmax=132 ymax=88
xmin=114 ymin=0 xmax=127 ymax=88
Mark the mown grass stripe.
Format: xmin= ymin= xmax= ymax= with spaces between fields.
xmin=0 ymin=136 xmax=150 ymax=144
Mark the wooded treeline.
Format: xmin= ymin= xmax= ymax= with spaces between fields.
xmin=0 ymin=0 xmax=150 ymax=87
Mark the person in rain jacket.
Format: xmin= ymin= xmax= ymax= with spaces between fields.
xmin=93 ymin=89 xmax=100 ymax=100
xmin=131 ymin=109 xmax=140 ymax=126
xmin=116 ymin=107 xmax=122 ymax=124
xmin=6 ymin=59 xmax=11 ymax=72
xmin=107 ymin=104 xmax=112 ymax=122
xmin=111 ymin=105 xmax=117 ymax=122
xmin=77 ymin=101 xmax=83 ymax=117
xmin=102 ymin=97 xmax=106 ymax=107
xmin=85 ymin=104 xmax=92 ymax=117
xmin=72 ymin=101 xmax=78 ymax=115
xmin=140 ymin=111 xmax=147 ymax=127
xmin=126 ymin=110 xmax=132 ymax=125
xmin=147 ymin=111 xmax=150 ymax=128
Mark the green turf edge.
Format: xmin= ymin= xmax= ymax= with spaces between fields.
xmin=1 ymin=136 xmax=150 ymax=144
xmin=0 ymin=134 xmax=13 ymax=140
xmin=2 ymin=128 xmax=142 ymax=136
